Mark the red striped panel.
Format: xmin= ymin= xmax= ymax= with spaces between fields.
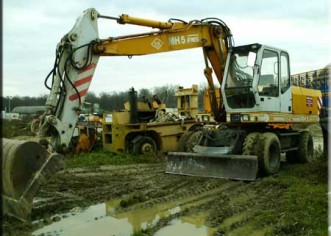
xmin=69 ymin=88 xmax=88 ymax=101
xmin=78 ymin=63 xmax=96 ymax=74
xmin=74 ymin=75 xmax=93 ymax=87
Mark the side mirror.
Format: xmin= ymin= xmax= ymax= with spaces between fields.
xmin=247 ymin=52 xmax=256 ymax=67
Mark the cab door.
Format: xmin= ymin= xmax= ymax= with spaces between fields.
xmin=256 ymin=49 xmax=281 ymax=112
xmin=279 ymin=52 xmax=292 ymax=113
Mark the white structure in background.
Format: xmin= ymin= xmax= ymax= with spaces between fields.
xmin=1 ymin=111 xmax=20 ymax=120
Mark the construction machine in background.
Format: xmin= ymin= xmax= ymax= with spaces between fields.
xmin=73 ymin=102 xmax=103 ymax=154
xmin=103 ymin=85 xmax=208 ymax=155
xmin=74 ymin=118 xmax=102 ymax=154
xmin=1 ymin=8 xmax=327 ymax=222
xmin=291 ymin=66 xmax=330 ymax=157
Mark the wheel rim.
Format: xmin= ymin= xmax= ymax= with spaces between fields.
xmin=141 ymin=143 xmax=154 ymax=154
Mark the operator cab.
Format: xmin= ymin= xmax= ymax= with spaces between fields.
xmin=222 ymin=43 xmax=292 ymax=114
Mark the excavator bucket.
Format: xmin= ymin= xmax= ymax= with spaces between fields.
xmin=2 ymin=138 xmax=65 ymax=222
xmin=166 ymin=152 xmax=258 ymax=181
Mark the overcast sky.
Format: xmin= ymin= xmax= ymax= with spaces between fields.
xmin=3 ymin=0 xmax=330 ymax=97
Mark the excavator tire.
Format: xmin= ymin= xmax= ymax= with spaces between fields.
xmin=177 ymin=131 xmax=194 ymax=152
xmin=186 ymin=131 xmax=203 ymax=152
xmin=257 ymin=133 xmax=281 ymax=176
xmin=286 ymin=131 xmax=314 ymax=163
xmin=242 ymin=132 xmax=261 ymax=156
xmin=2 ymin=138 xmax=65 ymax=222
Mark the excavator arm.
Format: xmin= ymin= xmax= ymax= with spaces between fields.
xmin=37 ymin=9 xmax=100 ymax=153
xmin=2 ymin=8 xmax=232 ymax=222
xmin=40 ymin=8 xmax=232 ymax=152
xmin=39 ymin=9 xmax=233 ymax=152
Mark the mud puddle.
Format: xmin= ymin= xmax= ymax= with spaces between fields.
xmin=33 ymin=202 xmax=131 ymax=236
xmin=155 ymin=214 xmax=214 ymax=236
xmin=32 ymin=198 xmax=213 ymax=236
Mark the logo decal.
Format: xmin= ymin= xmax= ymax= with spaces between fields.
xmin=151 ymin=38 xmax=163 ymax=50
xmin=169 ymin=34 xmax=200 ymax=46
xmin=306 ymin=96 xmax=313 ymax=107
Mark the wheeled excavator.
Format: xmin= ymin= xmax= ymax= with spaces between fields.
xmin=2 ymin=8 xmax=323 ymax=222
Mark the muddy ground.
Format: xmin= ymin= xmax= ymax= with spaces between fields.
xmin=4 ymin=163 xmax=328 ymax=236
xmin=4 ymin=160 xmax=327 ymax=236
xmin=2 ymin=123 xmax=328 ymax=236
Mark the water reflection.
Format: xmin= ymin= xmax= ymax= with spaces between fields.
xmin=105 ymin=198 xmax=181 ymax=231
xmin=33 ymin=203 xmax=132 ymax=236
xmin=32 ymin=197 xmax=212 ymax=236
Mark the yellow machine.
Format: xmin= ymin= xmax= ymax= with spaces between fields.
xmin=167 ymin=44 xmax=322 ymax=180
xmin=103 ymin=87 xmax=206 ymax=154
xmin=176 ymin=85 xmax=199 ymax=118
xmin=2 ymin=8 xmax=324 ymax=221
xmin=291 ymin=66 xmax=330 ymax=157
xmin=73 ymin=102 xmax=103 ymax=154
xmin=74 ymin=119 xmax=102 ymax=154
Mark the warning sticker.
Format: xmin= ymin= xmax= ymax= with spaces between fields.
xmin=306 ymin=96 xmax=313 ymax=107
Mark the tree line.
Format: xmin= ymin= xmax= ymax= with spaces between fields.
xmin=2 ymin=84 xmax=208 ymax=113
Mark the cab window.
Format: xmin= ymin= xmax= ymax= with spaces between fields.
xmin=258 ymin=50 xmax=279 ymax=97
xmin=280 ymin=52 xmax=290 ymax=93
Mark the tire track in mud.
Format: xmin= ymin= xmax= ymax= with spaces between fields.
xmin=112 ymin=171 xmax=278 ymax=236
xmin=116 ymin=175 xmax=257 ymax=235
xmin=32 ymin=163 xmax=168 ymax=219
xmin=31 ymin=162 xmax=292 ymax=235
xmin=99 ymin=170 xmax=250 ymax=235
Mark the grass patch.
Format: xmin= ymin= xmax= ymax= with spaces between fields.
xmin=2 ymin=119 xmax=35 ymax=138
xmin=272 ymin=182 xmax=327 ymax=235
xmin=65 ymin=151 xmax=163 ymax=168
xmin=252 ymin=159 xmax=328 ymax=236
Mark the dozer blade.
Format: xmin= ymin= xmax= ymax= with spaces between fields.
xmin=166 ymin=152 xmax=258 ymax=181
xmin=2 ymin=138 xmax=65 ymax=222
